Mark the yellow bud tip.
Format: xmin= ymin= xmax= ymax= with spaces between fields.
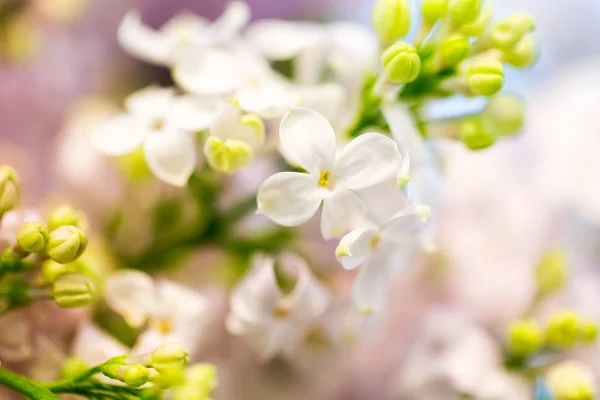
xmin=204 ymin=137 xmax=254 ymax=174
xmin=48 ymin=205 xmax=86 ymax=231
xmin=422 ymin=0 xmax=448 ymax=23
xmin=47 ymin=225 xmax=88 ymax=264
xmin=492 ymin=12 xmax=535 ymax=50
xmin=547 ymin=361 xmax=596 ymax=400
xmin=448 ymin=0 xmax=482 ymax=25
xmin=381 ymin=41 xmax=421 ymax=83
xmin=467 ymin=59 xmax=505 ymax=96
xmin=545 ymin=310 xmax=581 ymax=349
xmin=372 ymin=0 xmax=412 ymax=43
xmin=507 ymin=319 xmax=543 ymax=357
xmin=439 ymin=34 xmax=471 ymax=67
xmin=483 ymin=94 xmax=525 ymax=136
xmin=123 ymin=364 xmax=150 ymax=388
xmin=0 ymin=166 xmax=20 ymax=214
xmin=52 ymin=272 xmax=95 ymax=308
xmin=17 ymin=222 xmax=49 ymax=253
xmin=398 ymin=174 xmax=412 ymax=187
xmin=535 ymin=249 xmax=568 ymax=298
xmin=459 ymin=116 xmax=498 ymax=151
xmin=335 ymin=245 xmax=351 ymax=259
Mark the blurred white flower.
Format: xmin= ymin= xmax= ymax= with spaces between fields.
xmin=72 ymin=323 xmax=129 ymax=367
xmin=257 ymin=107 xmax=403 ymax=239
xmin=226 ymin=253 xmax=330 ymax=361
xmin=88 ymin=87 xmax=215 ymax=187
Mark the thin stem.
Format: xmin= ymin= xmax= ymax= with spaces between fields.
xmin=0 ymin=367 xmax=61 ymax=400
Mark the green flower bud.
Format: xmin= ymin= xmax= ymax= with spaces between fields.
xmin=439 ymin=34 xmax=471 ymax=67
xmin=42 ymin=260 xmax=72 ymax=284
xmin=448 ymin=0 xmax=481 ymax=25
xmin=535 ymin=249 xmax=567 ymax=299
xmin=491 ymin=12 xmax=535 ymax=50
xmin=150 ymin=343 xmax=190 ymax=373
xmin=467 ymin=59 xmax=504 ymax=96
xmin=204 ymin=137 xmax=254 ymax=174
xmin=422 ymin=0 xmax=448 ymax=23
xmin=459 ymin=0 xmax=493 ymax=37
xmin=483 ymin=94 xmax=525 ymax=136
xmin=507 ymin=320 xmax=543 ymax=357
xmin=459 ymin=116 xmax=498 ymax=151
xmin=123 ymin=364 xmax=150 ymax=388
xmin=579 ymin=320 xmax=598 ymax=343
xmin=547 ymin=361 xmax=596 ymax=400
xmin=0 ymin=166 xmax=19 ymax=215
xmin=185 ymin=363 xmax=218 ymax=394
xmin=61 ymin=358 xmax=90 ymax=379
xmin=503 ymin=34 xmax=538 ymax=69
xmin=16 ymin=222 xmax=49 ymax=253
xmin=47 ymin=226 xmax=87 ymax=264
xmin=48 ymin=205 xmax=86 ymax=231
xmin=381 ymin=41 xmax=421 ymax=83
xmin=52 ymin=272 xmax=95 ymax=308
xmin=546 ymin=311 xmax=580 ymax=349
xmin=372 ymin=0 xmax=411 ymax=43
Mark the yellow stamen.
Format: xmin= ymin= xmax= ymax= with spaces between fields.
xmin=151 ymin=119 xmax=165 ymax=131
xmin=157 ymin=319 xmax=173 ymax=334
xmin=369 ymin=235 xmax=381 ymax=248
xmin=272 ymin=306 xmax=289 ymax=320
xmin=318 ymin=170 xmax=333 ymax=188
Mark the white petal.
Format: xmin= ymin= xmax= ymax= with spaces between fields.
xmin=73 ymin=324 xmax=129 ymax=367
xmin=356 ymin=179 xmax=409 ymax=226
xmin=257 ymin=172 xmax=325 ymax=227
xmin=320 ymin=187 xmax=365 ymax=240
xmin=381 ymin=211 xmax=426 ymax=240
xmin=87 ymin=113 xmax=145 ymax=156
xmin=279 ymin=107 xmax=337 ymax=173
xmin=170 ymin=95 xmax=219 ymax=132
xmin=118 ymin=10 xmax=174 ymax=65
xmin=210 ymin=102 xmax=263 ymax=146
xmin=104 ymin=271 xmax=158 ymax=328
xmin=143 ymin=129 xmax=197 ymax=187
xmin=352 ymin=257 xmax=395 ymax=315
xmin=245 ymin=20 xmax=322 ymax=60
xmin=336 ymin=132 xmax=402 ymax=191
xmin=160 ymin=12 xmax=209 ymax=48
xmin=237 ymin=83 xmax=296 ymax=119
xmin=125 ymin=86 xmax=175 ymax=121
xmin=336 ymin=227 xmax=378 ymax=270
xmin=208 ymin=1 xmax=251 ymax=43
xmin=327 ymin=22 xmax=378 ymax=74
xmin=174 ymin=48 xmax=242 ymax=96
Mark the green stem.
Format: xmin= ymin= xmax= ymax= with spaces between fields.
xmin=0 ymin=367 xmax=61 ymax=400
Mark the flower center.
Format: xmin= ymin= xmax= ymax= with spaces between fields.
xmin=157 ymin=318 xmax=173 ymax=334
xmin=369 ymin=235 xmax=381 ymax=249
xmin=151 ymin=119 xmax=165 ymax=131
xmin=272 ymin=305 xmax=289 ymax=320
xmin=318 ymin=170 xmax=335 ymax=189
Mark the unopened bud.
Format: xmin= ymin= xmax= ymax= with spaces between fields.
xmin=503 ymin=34 xmax=538 ymax=69
xmin=123 ymin=364 xmax=150 ymax=388
xmin=0 ymin=166 xmax=19 ymax=215
xmin=204 ymin=137 xmax=254 ymax=174
xmin=372 ymin=0 xmax=412 ymax=43
xmin=459 ymin=116 xmax=498 ymax=151
xmin=546 ymin=311 xmax=580 ymax=349
xmin=422 ymin=0 xmax=448 ymax=23
xmin=467 ymin=59 xmax=504 ymax=96
xmin=150 ymin=343 xmax=190 ymax=373
xmin=61 ymin=358 xmax=90 ymax=379
xmin=483 ymin=94 xmax=525 ymax=136
xmin=459 ymin=0 xmax=493 ymax=37
xmin=547 ymin=361 xmax=596 ymax=400
xmin=47 ymin=226 xmax=87 ymax=264
xmin=42 ymin=260 xmax=71 ymax=283
xmin=448 ymin=0 xmax=481 ymax=26
xmin=381 ymin=42 xmax=421 ymax=83
xmin=439 ymin=34 xmax=471 ymax=67
xmin=507 ymin=320 xmax=543 ymax=357
xmin=185 ymin=363 xmax=218 ymax=393
xmin=535 ymin=249 xmax=567 ymax=299
xmin=491 ymin=12 xmax=535 ymax=50
xmin=579 ymin=320 xmax=598 ymax=343
xmin=52 ymin=272 xmax=95 ymax=308
xmin=17 ymin=222 xmax=49 ymax=253
xmin=48 ymin=205 xmax=86 ymax=231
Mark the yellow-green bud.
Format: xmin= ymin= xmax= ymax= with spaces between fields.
xmin=0 ymin=166 xmax=19 ymax=215
xmin=507 ymin=320 xmax=543 ymax=357
xmin=47 ymin=225 xmax=87 ymax=264
xmin=439 ymin=34 xmax=471 ymax=67
xmin=483 ymin=94 xmax=525 ymax=136
xmin=372 ymin=0 xmax=411 ymax=43
xmin=185 ymin=364 xmax=218 ymax=395
xmin=123 ymin=364 xmax=150 ymax=388
xmin=17 ymin=222 xmax=49 ymax=253
xmin=48 ymin=205 xmax=86 ymax=231
xmin=204 ymin=137 xmax=254 ymax=174
xmin=579 ymin=320 xmax=598 ymax=343
xmin=547 ymin=361 xmax=596 ymax=400
xmin=381 ymin=42 xmax=421 ymax=83
xmin=61 ymin=358 xmax=90 ymax=379
xmin=52 ymin=272 xmax=95 ymax=308
xmin=422 ymin=0 xmax=448 ymax=23
xmin=535 ymin=249 xmax=567 ymax=299
xmin=459 ymin=116 xmax=498 ymax=151
xmin=503 ymin=34 xmax=538 ymax=69
xmin=448 ymin=0 xmax=481 ymax=25
xmin=150 ymin=343 xmax=190 ymax=373
xmin=42 ymin=260 xmax=72 ymax=283
xmin=546 ymin=311 xmax=580 ymax=349
xmin=459 ymin=0 xmax=493 ymax=37
xmin=491 ymin=12 xmax=535 ymax=50
xmin=467 ymin=59 xmax=504 ymax=96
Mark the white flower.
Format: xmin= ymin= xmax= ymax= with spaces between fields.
xmin=118 ymin=1 xmax=250 ymax=66
xmin=336 ymin=205 xmax=428 ymax=314
xmin=72 ymin=323 xmax=129 ymax=367
xmin=226 ymin=253 xmax=330 ymax=361
xmin=104 ymin=270 xmax=210 ymax=356
xmin=257 ymin=107 xmax=403 ymax=239
xmin=88 ymin=86 xmax=216 ymax=187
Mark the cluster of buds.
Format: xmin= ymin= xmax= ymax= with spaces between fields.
xmin=371 ymin=0 xmax=534 ymax=150
xmin=0 ymin=166 xmax=94 ymax=310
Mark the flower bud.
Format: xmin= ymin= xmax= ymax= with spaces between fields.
xmin=52 ymin=272 xmax=95 ymax=308
xmin=0 ymin=166 xmax=19 ymax=215
xmin=579 ymin=320 xmax=598 ymax=343
xmin=422 ymin=0 xmax=448 ymax=23
xmin=448 ymin=0 xmax=481 ymax=25
xmin=61 ymin=358 xmax=90 ymax=379
xmin=503 ymin=34 xmax=538 ymax=69
xmin=459 ymin=116 xmax=498 ymax=151
xmin=204 ymin=137 xmax=254 ymax=174
xmin=459 ymin=0 xmax=493 ymax=37
xmin=535 ymin=249 xmax=567 ymax=299
xmin=483 ymin=94 xmax=525 ymax=136
xmin=546 ymin=311 xmax=580 ymax=349
xmin=16 ymin=222 xmax=49 ymax=253
xmin=372 ymin=0 xmax=411 ymax=43
xmin=507 ymin=320 xmax=543 ymax=357
xmin=439 ymin=34 xmax=471 ymax=67
xmin=547 ymin=361 xmax=596 ymax=400
xmin=150 ymin=343 xmax=190 ymax=373
xmin=381 ymin=42 xmax=421 ymax=83
xmin=42 ymin=260 xmax=71 ymax=283
xmin=467 ymin=59 xmax=504 ymax=96
xmin=491 ymin=12 xmax=535 ymax=50
xmin=123 ymin=364 xmax=150 ymax=388
xmin=48 ymin=205 xmax=86 ymax=231
xmin=185 ymin=364 xmax=218 ymax=393
xmin=47 ymin=226 xmax=88 ymax=264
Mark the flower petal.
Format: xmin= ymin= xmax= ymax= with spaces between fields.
xmin=104 ymin=271 xmax=158 ymax=328
xmin=320 ymin=187 xmax=365 ymax=240
xmin=73 ymin=324 xmax=129 ymax=367
xmin=336 ymin=227 xmax=378 ymax=270
xmin=352 ymin=257 xmax=395 ymax=315
xmin=245 ymin=20 xmax=322 ymax=60
xmin=210 ymin=102 xmax=263 ymax=146
xmin=279 ymin=107 xmax=337 ymax=173
xmin=118 ymin=10 xmax=174 ymax=65
xmin=143 ymin=129 xmax=197 ymax=187
xmin=237 ymin=83 xmax=296 ymax=119
xmin=257 ymin=172 xmax=325 ymax=226
xmin=125 ymin=86 xmax=175 ymax=121
xmin=87 ymin=113 xmax=145 ymax=156
xmin=170 ymin=95 xmax=219 ymax=132
xmin=336 ymin=132 xmax=402 ymax=191
xmin=174 ymin=48 xmax=242 ymax=96
xmin=208 ymin=1 xmax=251 ymax=43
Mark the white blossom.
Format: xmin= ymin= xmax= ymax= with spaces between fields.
xmin=257 ymin=107 xmax=403 ymax=239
